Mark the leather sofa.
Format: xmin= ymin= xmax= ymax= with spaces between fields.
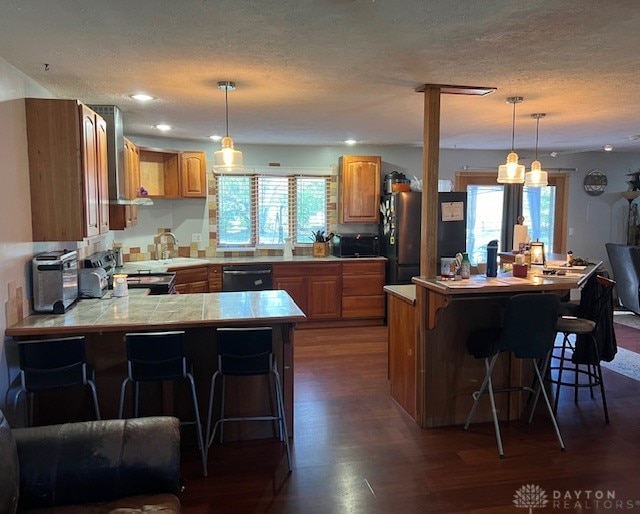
xmin=605 ymin=243 xmax=640 ymax=315
xmin=0 ymin=409 xmax=181 ymax=513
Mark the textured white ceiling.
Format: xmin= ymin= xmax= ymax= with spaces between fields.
xmin=1 ymin=0 xmax=640 ymax=154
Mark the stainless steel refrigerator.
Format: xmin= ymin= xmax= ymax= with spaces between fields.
xmin=380 ymin=191 xmax=467 ymax=284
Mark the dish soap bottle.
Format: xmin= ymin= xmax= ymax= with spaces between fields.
xmin=283 ymin=237 xmax=294 ymax=260
xmin=460 ymin=252 xmax=471 ymax=279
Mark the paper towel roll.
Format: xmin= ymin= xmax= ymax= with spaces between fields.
xmin=513 ymin=225 xmax=529 ymax=252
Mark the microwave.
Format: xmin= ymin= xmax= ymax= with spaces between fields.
xmin=332 ymin=233 xmax=380 ymax=258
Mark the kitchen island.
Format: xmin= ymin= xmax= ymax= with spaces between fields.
xmin=387 ymin=270 xmax=590 ymax=428
xmin=6 ymin=290 xmax=306 ymax=437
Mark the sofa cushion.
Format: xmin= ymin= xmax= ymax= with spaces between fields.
xmin=20 ymin=493 xmax=181 ymax=513
xmin=0 ymin=410 xmax=19 ymax=514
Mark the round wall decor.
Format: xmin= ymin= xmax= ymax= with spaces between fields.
xmin=583 ymin=169 xmax=607 ymax=196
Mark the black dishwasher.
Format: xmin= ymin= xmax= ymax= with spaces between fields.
xmin=222 ymin=264 xmax=273 ymax=291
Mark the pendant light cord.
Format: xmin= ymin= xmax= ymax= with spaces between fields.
xmin=535 ymin=116 xmax=540 ymax=161
xmin=225 ymin=86 xmax=230 ymax=137
xmin=510 ymin=101 xmax=516 ymax=152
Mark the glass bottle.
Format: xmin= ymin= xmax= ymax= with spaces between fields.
xmin=460 ymin=252 xmax=471 ymax=279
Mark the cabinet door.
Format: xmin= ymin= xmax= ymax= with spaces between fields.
xmin=307 ymin=275 xmax=341 ymax=319
xmin=96 ymin=115 xmax=110 ymax=234
xmin=339 ymin=155 xmax=381 ymax=223
xmin=274 ymin=276 xmax=308 ymax=314
xmin=180 ymin=151 xmax=207 ymax=197
xmin=125 ymin=139 xmax=140 ymax=226
xmin=81 ymin=105 xmax=100 ymax=238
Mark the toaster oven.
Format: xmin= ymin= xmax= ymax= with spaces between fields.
xmin=32 ymin=250 xmax=79 ymax=313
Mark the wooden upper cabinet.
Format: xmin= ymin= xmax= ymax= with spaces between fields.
xmin=339 ymin=155 xmax=381 ymax=223
xmin=25 ymin=99 xmax=109 ymax=241
xmin=180 ymin=151 xmax=207 ymax=197
xmin=139 ymin=148 xmax=207 ymax=199
xmin=110 ymin=137 xmax=140 ymax=230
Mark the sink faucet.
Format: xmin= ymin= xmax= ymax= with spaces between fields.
xmin=157 ymin=232 xmax=179 ymax=260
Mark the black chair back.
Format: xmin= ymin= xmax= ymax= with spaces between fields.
xmin=605 ymin=243 xmax=640 ymax=315
xmin=125 ymin=331 xmax=186 ymax=381
xmin=18 ymin=336 xmax=88 ymax=391
xmin=499 ymin=294 xmax=560 ymax=359
xmin=216 ymin=327 xmax=273 ymax=376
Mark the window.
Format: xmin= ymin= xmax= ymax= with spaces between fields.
xmin=217 ymin=174 xmax=330 ymax=247
xmin=456 ymin=171 xmax=569 ymax=263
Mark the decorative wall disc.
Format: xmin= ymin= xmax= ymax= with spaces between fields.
xmin=583 ymin=169 xmax=607 ymax=196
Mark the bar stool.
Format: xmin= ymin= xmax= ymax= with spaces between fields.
xmin=544 ymin=275 xmax=615 ymax=424
xmin=206 ymin=327 xmax=291 ymax=472
xmin=118 ymin=330 xmax=207 ymax=476
xmin=13 ymin=336 xmax=100 ymax=427
xmin=464 ymin=293 xmax=564 ymax=458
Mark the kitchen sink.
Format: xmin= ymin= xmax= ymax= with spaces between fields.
xmin=123 ymin=257 xmax=210 ymax=272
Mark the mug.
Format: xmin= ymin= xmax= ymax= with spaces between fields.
xmin=113 ymin=274 xmax=129 ymax=297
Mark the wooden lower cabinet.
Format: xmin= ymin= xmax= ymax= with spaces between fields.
xmin=341 ymin=260 xmax=385 ymax=319
xmin=272 ymin=263 xmax=341 ymax=321
xmin=386 ymin=290 xmax=418 ymax=419
xmin=169 ymin=265 xmax=209 ymax=294
xmin=208 ymin=265 xmax=222 ymax=292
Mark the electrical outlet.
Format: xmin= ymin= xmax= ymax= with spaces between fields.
xmin=192 ymin=233 xmax=202 ymax=243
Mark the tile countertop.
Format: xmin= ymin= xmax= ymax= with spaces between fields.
xmin=5 ymin=290 xmax=307 ymax=337
xmin=383 ymin=284 xmax=416 ymax=305
xmin=121 ymin=255 xmax=387 ymax=273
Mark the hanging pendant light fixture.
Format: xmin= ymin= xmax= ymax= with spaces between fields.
xmin=497 ymin=96 xmax=525 ymax=184
xmin=524 ymin=113 xmax=549 ymax=187
xmin=213 ymin=81 xmax=244 ymax=172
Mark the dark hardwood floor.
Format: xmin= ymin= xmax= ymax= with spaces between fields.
xmin=180 ymin=326 xmax=640 ymax=513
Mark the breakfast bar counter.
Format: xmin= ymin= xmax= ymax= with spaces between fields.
xmin=6 ymin=291 xmax=306 ymax=436
xmin=408 ymin=271 xmax=587 ymax=428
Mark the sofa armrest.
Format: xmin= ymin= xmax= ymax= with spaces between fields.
xmin=13 ymin=416 xmax=180 ymax=510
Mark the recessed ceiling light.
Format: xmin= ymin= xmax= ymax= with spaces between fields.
xmin=155 ymin=124 xmax=172 ymax=131
xmin=130 ymin=94 xmax=155 ymax=101
xmin=344 ymin=139 xmax=357 ymax=145
xmin=604 ymin=144 xmax=614 ymax=152
xmin=209 ymin=135 xmax=222 ymax=141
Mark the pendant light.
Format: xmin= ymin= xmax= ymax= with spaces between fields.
xmin=497 ymin=96 xmax=525 ymax=184
xmin=524 ymin=113 xmax=549 ymax=187
xmin=213 ymin=81 xmax=244 ymax=172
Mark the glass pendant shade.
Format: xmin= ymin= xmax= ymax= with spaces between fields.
xmin=497 ymin=151 xmax=525 ymax=184
xmin=213 ymin=81 xmax=244 ymax=172
xmin=214 ymin=136 xmax=243 ymax=171
xmin=524 ymin=159 xmax=548 ymax=187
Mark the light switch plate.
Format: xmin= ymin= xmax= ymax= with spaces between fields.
xmin=192 ymin=233 xmax=202 ymax=242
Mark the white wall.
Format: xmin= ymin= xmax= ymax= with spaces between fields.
xmin=0 ymin=58 xmax=56 ymax=412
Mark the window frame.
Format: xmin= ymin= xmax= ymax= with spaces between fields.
xmin=216 ymin=173 xmax=331 ymax=249
xmin=455 ymin=171 xmax=570 ymax=254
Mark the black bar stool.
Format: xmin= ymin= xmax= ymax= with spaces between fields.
xmin=206 ymin=327 xmax=291 ymax=472
xmin=118 ymin=330 xmax=207 ymax=476
xmin=13 ymin=336 xmax=100 ymax=427
xmin=464 ymin=293 xmax=564 ymax=458
xmin=537 ymin=274 xmax=615 ymax=424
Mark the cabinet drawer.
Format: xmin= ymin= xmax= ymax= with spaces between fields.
xmin=342 ymin=295 xmax=385 ymax=318
xmin=272 ymin=263 xmax=341 ymax=278
xmin=169 ymin=265 xmax=209 ymax=284
xmin=342 ymin=274 xmax=385 ymax=296
xmin=342 ymin=260 xmax=385 ymax=275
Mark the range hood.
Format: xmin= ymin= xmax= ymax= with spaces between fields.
xmin=89 ymin=105 xmax=152 ymax=206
